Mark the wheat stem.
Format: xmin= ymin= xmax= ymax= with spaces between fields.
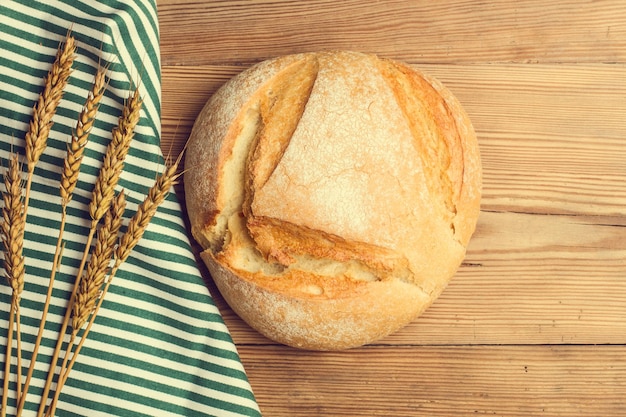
xmin=45 ymin=158 xmax=181 ymax=417
xmin=11 ymin=32 xmax=75 ymax=414
xmin=14 ymin=307 xmax=22 ymax=402
xmin=39 ymin=88 xmax=141 ymax=417
xmin=34 ymin=227 xmax=97 ymax=417
xmin=1 ymin=305 xmax=15 ymax=417
xmin=43 ymin=192 xmax=125 ymax=417
xmin=17 ymin=66 xmax=108 ymax=417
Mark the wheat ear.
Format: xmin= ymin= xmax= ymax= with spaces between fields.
xmin=73 ymin=191 xmax=126 ymax=333
xmin=1 ymin=154 xmax=25 ymax=312
xmin=24 ymin=33 xmax=75 ymax=211
xmin=46 ymin=156 xmax=181 ymax=417
xmin=39 ymin=88 xmax=142 ymax=417
xmin=0 ymin=153 xmax=26 ymax=417
xmin=16 ymin=67 xmax=108 ymax=417
xmin=72 ymin=85 xmax=142 ymax=297
xmin=89 ymin=87 xmax=142 ymax=226
xmin=60 ymin=66 xmax=108 ymax=205
xmin=116 ymin=164 xmax=179 ymax=264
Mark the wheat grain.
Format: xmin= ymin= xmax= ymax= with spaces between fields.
xmin=60 ymin=66 xmax=107 ymax=206
xmin=25 ymin=33 xmax=76 ymax=172
xmin=88 ymin=88 xmax=141 ymax=224
xmin=72 ymin=191 xmax=125 ymax=332
xmin=1 ymin=156 xmax=27 ymax=416
xmin=1 ymin=153 xmax=25 ymax=308
xmin=115 ymin=163 xmax=179 ymax=265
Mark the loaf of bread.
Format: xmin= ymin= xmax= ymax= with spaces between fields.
xmin=185 ymin=51 xmax=481 ymax=350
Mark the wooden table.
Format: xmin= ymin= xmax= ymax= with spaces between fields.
xmin=156 ymin=1 xmax=626 ymax=415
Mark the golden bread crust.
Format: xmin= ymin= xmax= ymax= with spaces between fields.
xmin=185 ymin=51 xmax=481 ymax=350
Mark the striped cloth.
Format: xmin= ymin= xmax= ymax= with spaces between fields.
xmin=0 ymin=1 xmax=261 ymax=416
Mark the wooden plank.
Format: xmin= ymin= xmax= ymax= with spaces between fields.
xmin=160 ymin=65 xmax=237 ymax=161
xmin=239 ymin=344 xmax=626 ymax=416
xmin=437 ymin=64 xmax=626 ymax=217
xmin=388 ymin=210 xmax=626 ymax=345
xmin=203 ymin=209 xmax=626 ymax=346
xmin=157 ymin=0 xmax=626 ymax=66
xmin=162 ymin=63 xmax=626 ymax=216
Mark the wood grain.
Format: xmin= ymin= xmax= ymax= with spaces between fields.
xmin=239 ymin=345 xmax=626 ymax=417
xmin=158 ymin=0 xmax=626 ymax=66
xmin=205 ymin=209 xmax=626 ymax=347
xmin=156 ymin=0 xmax=626 ymax=415
xmin=162 ymin=63 xmax=626 ymax=216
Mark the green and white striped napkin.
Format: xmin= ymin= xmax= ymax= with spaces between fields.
xmin=0 ymin=1 xmax=261 ymax=416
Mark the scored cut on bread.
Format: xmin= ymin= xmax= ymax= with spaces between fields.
xmin=185 ymin=51 xmax=482 ymax=350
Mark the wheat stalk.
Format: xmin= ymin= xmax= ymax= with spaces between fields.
xmin=7 ymin=33 xmax=75 ymax=414
xmin=37 ymin=87 xmax=142 ymax=417
xmin=2 ymin=31 xmax=74 ymax=417
xmin=45 ymin=156 xmax=182 ymax=417
xmin=16 ymin=66 xmax=109 ymax=417
xmin=1 ymin=153 xmax=26 ymax=417
xmin=3 ymin=32 xmax=179 ymax=417
xmin=40 ymin=192 xmax=127 ymax=416
xmin=6 ymin=33 xmax=74 ymax=416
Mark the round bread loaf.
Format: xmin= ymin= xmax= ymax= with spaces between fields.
xmin=185 ymin=51 xmax=481 ymax=350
